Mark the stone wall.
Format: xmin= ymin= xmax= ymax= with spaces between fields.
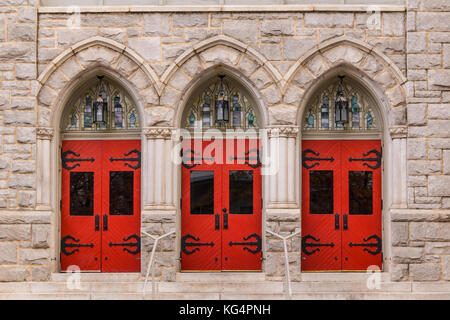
xmin=0 ymin=0 xmax=53 ymax=282
xmin=1 ymin=1 xmax=450 ymax=285
xmin=387 ymin=0 xmax=450 ymax=283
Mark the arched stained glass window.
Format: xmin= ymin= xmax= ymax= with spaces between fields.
xmin=184 ymin=75 xmax=258 ymax=130
xmin=63 ymin=77 xmax=139 ymax=132
xmin=303 ymin=76 xmax=378 ymax=132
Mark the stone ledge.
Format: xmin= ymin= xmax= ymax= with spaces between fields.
xmin=0 ymin=211 xmax=51 ymax=224
xmin=38 ymin=4 xmax=406 ymax=14
xmin=391 ymin=209 xmax=450 ymax=222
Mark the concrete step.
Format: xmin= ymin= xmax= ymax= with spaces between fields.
xmin=1 ymin=291 xmax=448 ymax=300
xmin=300 ymin=272 xmax=391 ymax=282
xmin=176 ymin=272 xmax=266 ymax=282
xmin=291 ymin=281 xmax=412 ymax=293
xmin=51 ymin=272 xmax=141 ymax=282
xmin=157 ymin=281 xmax=283 ymax=294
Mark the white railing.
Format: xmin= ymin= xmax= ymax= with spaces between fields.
xmin=141 ymin=230 xmax=175 ymax=300
xmin=266 ymin=228 xmax=301 ymax=300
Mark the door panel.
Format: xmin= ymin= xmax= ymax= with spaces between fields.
xmin=101 ymin=140 xmax=141 ymax=272
xmin=181 ymin=139 xmax=262 ymax=271
xmin=301 ymin=140 xmax=342 ymax=271
xmin=61 ymin=140 xmax=141 ymax=273
xmin=222 ymin=140 xmax=262 ymax=271
xmin=341 ymin=140 xmax=382 ymax=271
xmin=181 ymin=139 xmax=222 ymax=271
xmin=61 ymin=141 xmax=102 ymax=271
xmin=301 ymin=140 xmax=382 ymax=272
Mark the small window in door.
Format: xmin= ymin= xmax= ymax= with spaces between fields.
xmin=309 ymin=170 xmax=333 ymax=214
xmin=349 ymin=171 xmax=373 ymax=215
xmin=190 ymin=171 xmax=214 ymax=214
xmin=110 ymin=171 xmax=134 ymax=215
xmin=229 ymin=170 xmax=253 ymax=214
xmin=70 ymin=172 xmax=94 ymax=216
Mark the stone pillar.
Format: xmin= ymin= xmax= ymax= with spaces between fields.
xmin=390 ymin=126 xmax=408 ymax=208
xmin=142 ymin=127 xmax=176 ymax=209
xmin=141 ymin=127 xmax=177 ymax=281
xmin=36 ymin=128 xmax=54 ymax=211
xmin=266 ymin=126 xmax=299 ymax=208
xmin=265 ymin=126 xmax=301 ymax=282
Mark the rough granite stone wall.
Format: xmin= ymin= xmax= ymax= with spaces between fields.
xmin=0 ymin=0 xmax=52 ymax=282
xmin=1 ymin=1 xmax=450 ymax=285
xmin=388 ymin=0 xmax=450 ymax=283
xmin=37 ymin=10 xmax=407 ymax=79
xmin=34 ymin=9 xmax=407 ymax=282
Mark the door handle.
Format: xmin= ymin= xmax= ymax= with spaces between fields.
xmin=215 ymin=213 xmax=220 ymax=230
xmin=223 ymin=208 xmax=228 ymax=230
xmin=335 ymin=214 xmax=339 ymax=230
xmin=103 ymin=214 xmax=108 ymax=231
xmin=95 ymin=215 xmax=100 ymax=231
xmin=343 ymin=214 xmax=348 ymax=230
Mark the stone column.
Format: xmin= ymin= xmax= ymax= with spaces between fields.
xmin=36 ymin=128 xmax=54 ymax=211
xmin=266 ymin=126 xmax=299 ymax=208
xmin=265 ymin=126 xmax=301 ymax=282
xmin=390 ymin=126 xmax=408 ymax=208
xmin=142 ymin=127 xmax=176 ymax=209
xmin=141 ymin=127 xmax=177 ymax=281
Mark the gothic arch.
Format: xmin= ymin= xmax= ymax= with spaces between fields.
xmin=36 ymin=36 xmax=159 ymax=129
xmin=34 ymin=37 xmax=160 ymax=273
xmin=159 ymin=35 xmax=284 ymax=128
xmin=281 ymin=36 xmax=407 ymax=129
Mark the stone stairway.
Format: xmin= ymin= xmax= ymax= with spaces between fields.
xmin=0 ymin=272 xmax=448 ymax=299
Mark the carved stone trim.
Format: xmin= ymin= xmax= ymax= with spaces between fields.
xmin=143 ymin=127 xmax=174 ymax=140
xmin=36 ymin=127 xmax=54 ymax=140
xmin=389 ymin=126 xmax=408 ymax=139
xmin=266 ymin=126 xmax=300 ymax=138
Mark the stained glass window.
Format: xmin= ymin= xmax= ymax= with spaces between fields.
xmin=303 ymin=78 xmax=377 ymax=132
xmin=64 ymin=78 xmax=139 ymax=132
xmin=184 ymin=76 xmax=258 ymax=130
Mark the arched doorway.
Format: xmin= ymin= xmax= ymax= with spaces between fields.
xmin=60 ymin=75 xmax=142 ymax=272
xmin=300 ymin=75 xmax=384 ymax=272
xmin=179 ymin=73 xmax=264 ymax=272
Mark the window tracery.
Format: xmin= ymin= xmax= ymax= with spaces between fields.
xmin=184 ymin=75 xmax=258 ymax=130
xmin=303 ymin=76 xmax=377 ymax=132
xmin=64 ymin=76 xmax=139 ymax=132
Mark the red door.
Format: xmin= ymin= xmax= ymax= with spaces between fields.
xmin=61 ymin=140 xmax=141 ymax=272
xmin=301 ymin=140 xmax=382 ymax=272
xmin=181 ymin=139 xmax=262 ymax=271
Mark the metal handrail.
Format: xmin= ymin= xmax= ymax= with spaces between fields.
xmin=141 ymin=230 xmax=175 ymax=300
xmin=266 ymin=228 xmax=301 ymax=300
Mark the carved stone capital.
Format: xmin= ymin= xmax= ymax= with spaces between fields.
xmin=266 ymin=126 xmax=300 ymax=138
xmin=389 ymin=126 xmax=408 ymax=139
xmin=143 ymin=127 xmax=174 ymax=140
xmin=36 ymin=127 xmax=54 ymax=140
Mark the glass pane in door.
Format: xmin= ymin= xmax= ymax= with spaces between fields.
xmin=309 ymin=170 xmax=333 ymax=214
xmin=70 ymin=172 xmax=94 ymax=216
xmin=109 ymin=171 xmax=134 ymax=215
xmin=349 ymin=171 xmax=373 ymax=215
xmin=229 ymin=170 xmax=253 ymax=214
xmin=190 ymin=171 xmax=214 ymax=214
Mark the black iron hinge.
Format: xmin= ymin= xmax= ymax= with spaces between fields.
xmin=60 ymin=200 xmax=62 ymax=211
xmin=180 ymin=198 xmax=182 ymax=209
xmin=381 ymin=199 xmax=383 ymax=211
xmin=261 ymin=198 xmax=263 ymax=209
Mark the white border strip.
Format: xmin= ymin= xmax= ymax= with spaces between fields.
xmin=38 ymin=4 xmax=406 ymax=14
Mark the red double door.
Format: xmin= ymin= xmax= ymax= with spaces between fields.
xmin=301 ymin=140 xmax=382 ymax=271
xmin=61 ymin=140 xmax=141 ymax=272
xmin=181 ymin=139 xmax=262 ymax=271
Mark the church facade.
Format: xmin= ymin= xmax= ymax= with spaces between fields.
xmin=0 ymin=0 xmax=450 ymax=298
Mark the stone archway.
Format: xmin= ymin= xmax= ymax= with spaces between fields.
xmin=287 ymin=36 xmax=409 ymax=274
xmin=34 ymin=36 xmax=159 ymax=273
